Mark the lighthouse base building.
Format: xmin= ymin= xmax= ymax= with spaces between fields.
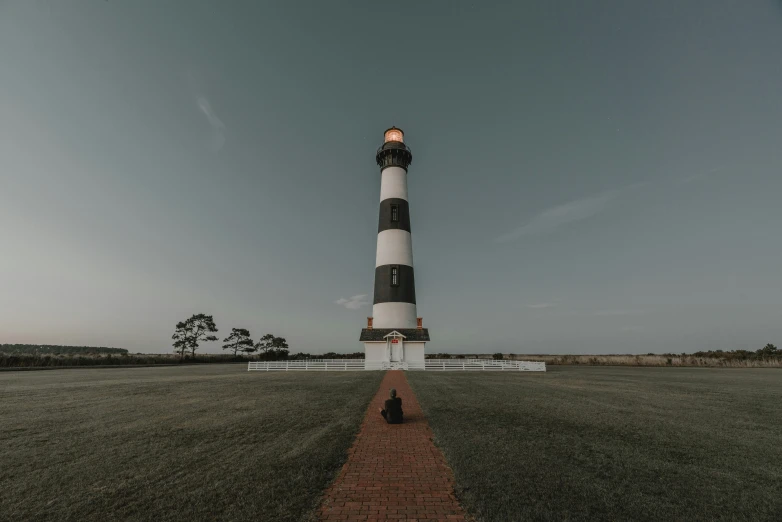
xmin=360 ymin=327 xmax=430 ymax=370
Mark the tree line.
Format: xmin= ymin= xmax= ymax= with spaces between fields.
xmin=172 ymin=313 xmax=289 ymax=361
xmin=666 ymin=344 xmax=780 ymax=361
xmin=426 ymin=344 xmax=781 ymax=362
xmin=0 ymin=344 xmax=129 ymax=355
xmin=288 ymin=352 xmax=365 ymax=360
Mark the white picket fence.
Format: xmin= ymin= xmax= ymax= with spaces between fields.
xmin=247 ymin=358 xmax=545 ymax=372
xmin=248 ymin=359 xmax=370 ymax=371
xmin=424 ymin=359 xmax=546 ymax=371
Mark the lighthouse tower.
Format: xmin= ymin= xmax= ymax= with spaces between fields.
xmin=360 ymin=127 xmax=430 ymax=370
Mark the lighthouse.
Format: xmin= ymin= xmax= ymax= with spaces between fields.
xmin=360 ymin=127 xmax=430 ymax=370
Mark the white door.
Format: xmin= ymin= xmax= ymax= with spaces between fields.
xmin=390 ymin=339 xmax=402 ymax=361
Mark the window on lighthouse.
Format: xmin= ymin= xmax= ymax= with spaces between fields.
xmin=391 ymin=204 xmax=399 ymax=222
xmin=391 ymin=266 xmax=399 ymax=286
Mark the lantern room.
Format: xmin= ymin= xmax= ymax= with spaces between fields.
xmin=384 ymin=127 xmax=404 ymax=143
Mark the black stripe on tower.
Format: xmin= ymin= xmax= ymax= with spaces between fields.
xmin=373 ymin=265 xmax=416 ymax=304
xmin=377 ymin=198 xmax=410 ymax=233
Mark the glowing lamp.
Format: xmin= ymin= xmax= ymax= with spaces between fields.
xmin=384 ymin=127 xmax=404 ymax=143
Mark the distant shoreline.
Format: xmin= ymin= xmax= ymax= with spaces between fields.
xmin=0 ymin=361 xmax=249 ymax=372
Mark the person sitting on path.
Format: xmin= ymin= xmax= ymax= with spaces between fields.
xmin=379 ymin=388 xmax=403 ymax=424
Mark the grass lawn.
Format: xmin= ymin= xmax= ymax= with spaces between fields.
xmin=407 ymin=367 xmax=782 ymax=522
xmin=0 ymin=365 xmax=383 ymax=522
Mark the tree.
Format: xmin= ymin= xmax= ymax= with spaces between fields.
xmin=222 ymin=328 xmax=254 ymax=357
xmin=254 ymin=334 xmax=275 ymax=356
xmin=172 ymin=314 xmax=218 ymax=360
xmin=240 ymin=340 xmax=257 ymax=356
xmin=492 ymin=352 xmax=504 ymax=360
xmin=758 ymin=343 xmax=779 ymax=358
xmin=270 ymin=336 xmax=289 ymax=356
xmin=255 ymin=334 xmax=289 ymax=360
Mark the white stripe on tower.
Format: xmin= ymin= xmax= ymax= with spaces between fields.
xmin=379 ymin=166 xmax=408 ymax=201
xmin=375 ymin=229 xmax=413 ymax=267
xmin=372 ymin=302 xmax=417 ymax=328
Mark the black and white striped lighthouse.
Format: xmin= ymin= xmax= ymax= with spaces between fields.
xmin=360 ymin=127 xmax=429 ymax=369
xmin=373 ymin=127 xmax=417 ymax=328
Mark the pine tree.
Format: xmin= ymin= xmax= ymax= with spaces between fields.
xmin=222 ymin=328 xmax=254 ymax=356
xmin=172 ymin=314 xmax=219 ymax=360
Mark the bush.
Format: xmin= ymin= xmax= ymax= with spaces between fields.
xmin=0 ymin=344 xmax=128 ymax=356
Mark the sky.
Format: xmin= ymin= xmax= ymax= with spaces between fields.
xmin=1 ymin=1 xmax=781 ymax=355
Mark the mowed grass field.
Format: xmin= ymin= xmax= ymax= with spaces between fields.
xmin=408 ymin=367 xmax=782 ymax=522
xmin=0 ymin=366 xmax=383 ymax=522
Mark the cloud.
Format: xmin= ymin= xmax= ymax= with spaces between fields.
xmin=334 ymin=294 xmax=370 ymax=310
xmin=527 ymin=303 xmax=556 ymax=309
xmin=196 ymin=96 xmax=226 ymax=151
xmin=593 ymin=309 xmax=645 ymax=316
xmin=495 ymin=163 xmax=726 ymax=244
xmin=675 ymin=166 xmax=724 ymax=185
xmin=495 ymin=188 xmax=622 ymax=242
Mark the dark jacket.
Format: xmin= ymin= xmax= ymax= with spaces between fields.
xmin=382 ymin=397 xmax=403 ymax=424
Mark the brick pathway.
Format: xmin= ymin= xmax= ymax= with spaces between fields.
xmin=318 ymin=370 xmax=466 ymax=521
